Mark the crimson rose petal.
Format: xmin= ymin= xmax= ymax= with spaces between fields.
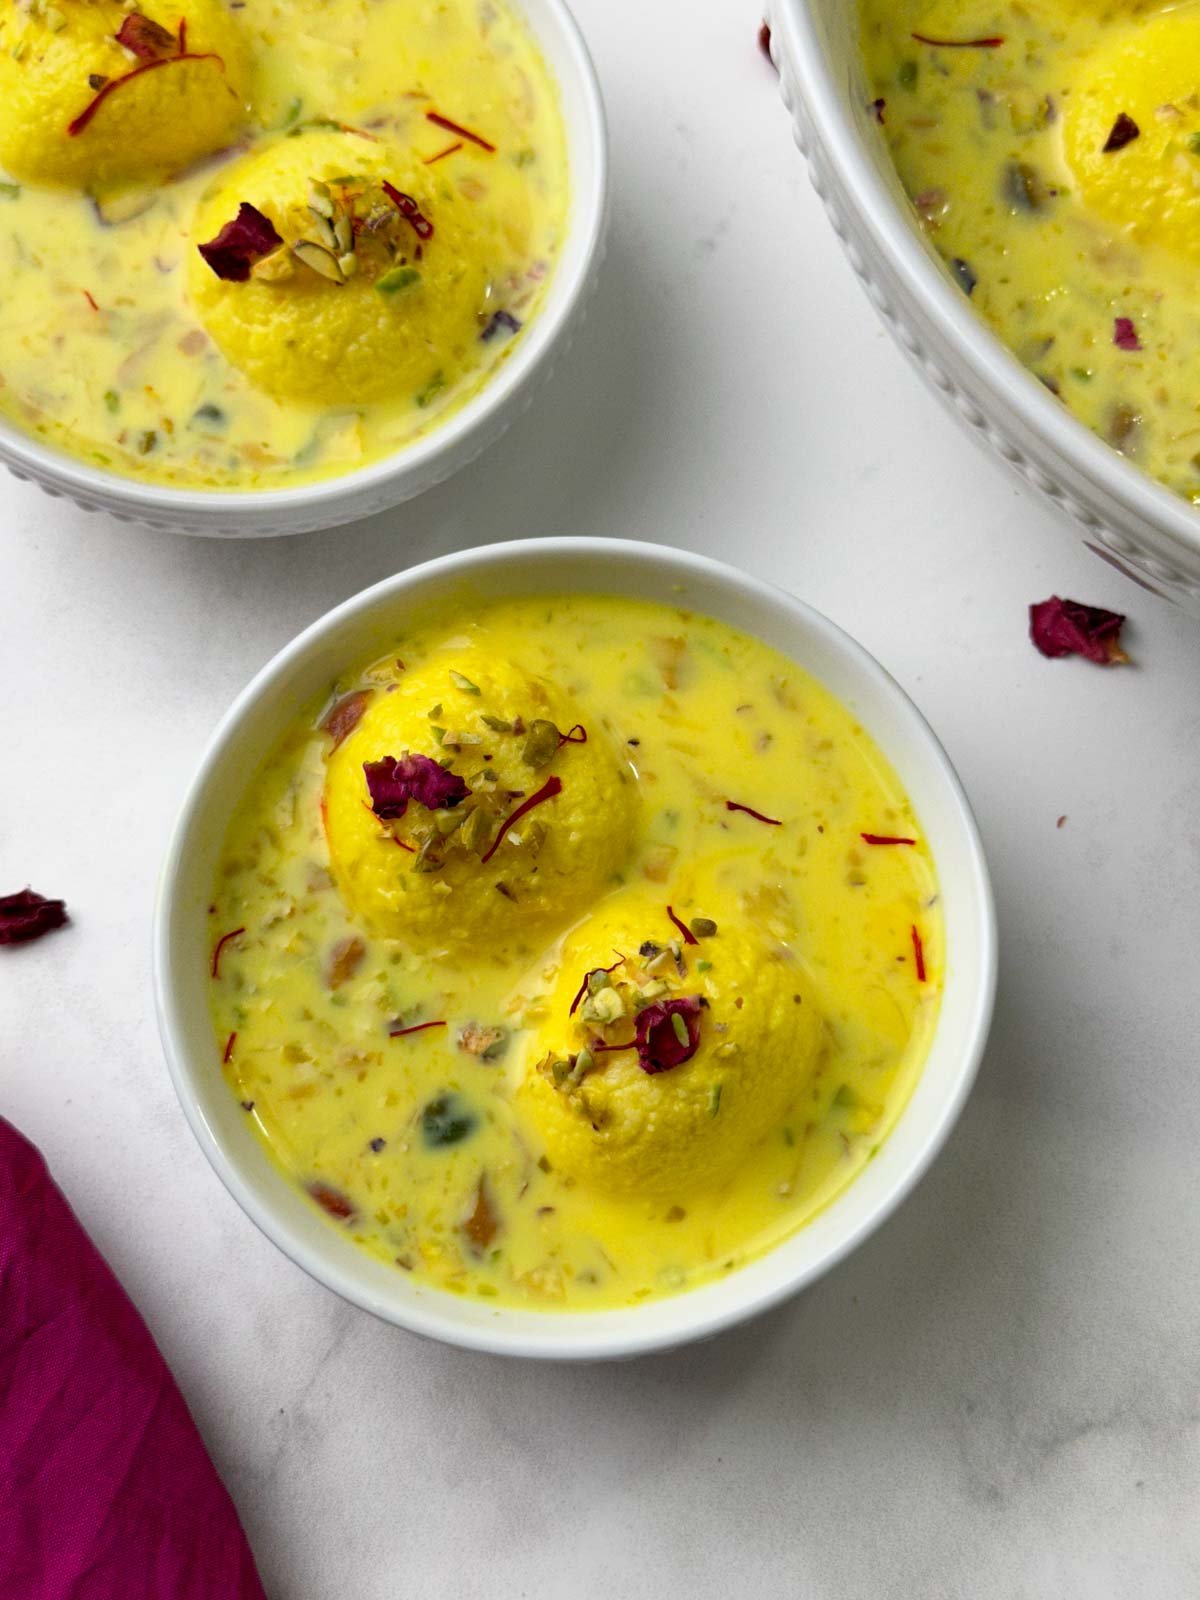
xmin=634 ymin=995 xmax=703 ymax=1075
xmin=364 ymin=753 xmax=470 ymax=819
xmin=0 ymin=889 xmax=69 ymax=947
xmin=1029 ymin=596 xmax=1128 ymax=664
xmin=197 ymin=203 xmax=283 ymax=282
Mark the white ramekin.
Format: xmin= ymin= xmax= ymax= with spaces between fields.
xmin=153 ymin=538 xmax=997 ymax=1359
xmin=770 ymin=0 xmax=1200 ymax=614
xmin=1 ymin=0 xmax=606 ymax=538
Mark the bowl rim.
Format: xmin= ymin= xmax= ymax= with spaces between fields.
xmin=770 ymin=0 xmax=1200 ymax=569
xmin=0 ymin=0 xmax=607 ymax=524
xmin=153 ymin=536 xmax=998 ymax=1359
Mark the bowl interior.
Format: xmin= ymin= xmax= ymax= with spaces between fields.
xmin=155 ymin=540 xmax=995 ymax=1357
xmin=0 ymin=0 xmax=606 ymax=534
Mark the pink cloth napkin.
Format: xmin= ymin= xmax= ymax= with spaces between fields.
xmin=0 ymin=1118 xmax=267 ymax=1598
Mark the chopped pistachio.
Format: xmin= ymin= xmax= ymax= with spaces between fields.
xmin=689 ymin=916 xmax=718 ymax=938
xmin=252 ymin=247 xmax=296 ymax=283
xmin=292 ymin=239 xmax=346 ymax=283
xmin=522 ymin=718 xmax=560 ymax=768
xmin=480 ymin=713 xmax=513 ymax=733
xmin=308 ymin=180 xmax=335 ymax=219
xmin=337 ymin=251 xmax=358 ymax=278
xmin=581 ymin=986 xmax=625 ymax=1026
xmin=570 ymin=1046 xmax=595 ymax=1083
xmin=459 ymin=805 xmax=492 ymax=854
xmin=715 ymin=1041 xmax=739 ymax=1058
xmin=450 ymin=670 xmax=481 ymax=695
xmin=708 ymin=1083 xmax=723 ymax=1117
xmin=376 ymin=265 xmax=421 ymax=295
xmin=670 ymin=1012 xmax=690 ymax=1047
xmin=416 ymin=371 xmax=446 ymax=408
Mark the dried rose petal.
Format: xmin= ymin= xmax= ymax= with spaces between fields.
xmin=363 ymin=753 xmax=469 ymax=819
xmin=634 ymin=995 xmax=703 ymax=1075
xmin=1102 ymin=113 xmax=1139 ymax=153
xmin=1029 ymin=596 xmax=1128 ymax=664
xmin=0 ymin=888 xmax=69 ymax=947
xmin=115 ymin=12 xmax=178 ymax=61
xmin=197 ymin=203 xmax=283 ymax=283
xmin=1113 ymin=316 xmax=1142 ymax=352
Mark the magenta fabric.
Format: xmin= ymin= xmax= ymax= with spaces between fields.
xmin=0 ymin=1118 xmax=267 ymax=1599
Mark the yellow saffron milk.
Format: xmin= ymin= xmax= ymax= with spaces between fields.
xmin=208 ymin=596 xmax=943 ymax=1311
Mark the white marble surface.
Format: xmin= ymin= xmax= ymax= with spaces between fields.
xmin=3 ymin=3 xmax=1200 ymax=1595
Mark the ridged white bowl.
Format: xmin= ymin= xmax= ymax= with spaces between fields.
xmin=770 ymin=0 xmax=1200 ymax=613
xmin=154 ymin=537 xmax=996 ymax=1359
xmin=0 ymin=0 xmax=606 ymax=538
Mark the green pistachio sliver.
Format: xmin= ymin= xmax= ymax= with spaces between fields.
xmin=103 ymin=389 xmax=120 ymax=414
xmin=308 ymin=180 xmax=334 ymax=219
xmin=430 ymin=725 xmax=446 ymax=744
xmin=689 ymin=917 xmax=718 ymax=938
xmin=587 ymin=969 xmax=611 ymax=995
xmin=709 ymin=1084 xmax=722 ymax=1117
xmin=427 ymin=702 xmax=443 ymax=719
xmin=435 ymin=808 xmax=465 ymax=837
xmin=582 ymin=986 xmax=625 ymax=1026
xmin=480 ymin=714 xmax=513 ymax=733
xmin=306 ymin=212 xmax=337 ymax=251
xmin=0 ymin=181 xmax=20 ymax=200
xmin=670 ymin=1012 xmax=690 ymax=1048
xmin=522 ymin=718 xmax=559 ymax=768
xmin=416 ymin=371 xmax=446 ymax=408
xmin=292 ymin=239 xmax=345 ymax=283
xmin=450 ymin=670 xmax=481 ymax=695
xmin=570 ymin=1047 xmax=595 ymax=1084
xmin=376 ymin=265 xmax=422 ymax=296
xmin=460 ymin=805 xmax=492 ymax=853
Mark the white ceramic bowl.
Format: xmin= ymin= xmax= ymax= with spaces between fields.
xmin=769 ymin=0 xmax=1200 ymax=613
xmin=1 ymin=0 xmax=606 ymax=539
xmin=154 ymin=538 xmax=997 ymax=1358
